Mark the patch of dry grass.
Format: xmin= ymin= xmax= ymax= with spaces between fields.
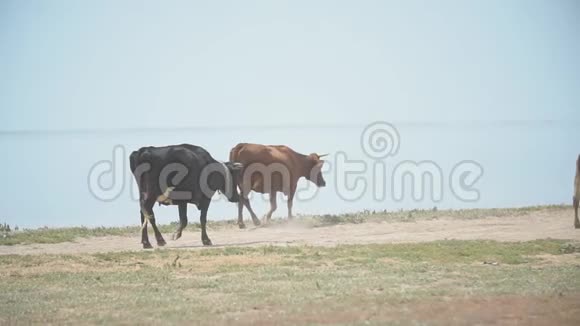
xmin=0 ymin=239 xmax=579 ymax=325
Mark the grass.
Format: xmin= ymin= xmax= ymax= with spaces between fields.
xmin=0 ymin=226 xmax=141 ymax=246
xmin=308 ymin=204 xmax=569 ymax=226
xmin=0 ymin=239 xmax=579 ymax=325
xmin=0 ymin=204 xmax=569 ymax=246
xmin=0 ymin=221 xmax=229 ymax=246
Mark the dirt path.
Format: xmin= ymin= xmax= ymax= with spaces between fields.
xmin=2 ymin=208 xmax=579 ymax=255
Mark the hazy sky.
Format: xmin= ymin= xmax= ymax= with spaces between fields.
xmin=1 ymin=0 xmax=579 ymax=131
xmin=1 ymin=1 xmax=579 ymax=227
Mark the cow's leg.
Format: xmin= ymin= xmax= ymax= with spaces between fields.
xmin=287 ymin=190 xmax=295 ymax=220
xmin=141 ymin=199 xmax=166 ymax=247
xmin=264 ymin=191 xmax=277 ymax=223
xmin=140 ymin=199 xmax=156 ymax=249
xmin=237 ymin=200 xmax=244 ymax=228
xmin=241 ymin=193 xmax=261 ymax=226
xmin=574 ymin=196 xmax=579 ymax=229
xmin=150 ymin=218 xmax=166 ymax=247
xmin=238 ymin=187 xmax=246 ymax=229
xmin=173 ymin=202 xmax=188 ymax=240
xmin=140 ymin=211 xmax=152 ymax=249
xmin=199 ymin=198 xmax=212 ymax=246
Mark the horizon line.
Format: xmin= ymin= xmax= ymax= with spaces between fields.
xmin=0 ymin=119 xmax=576 ymax=136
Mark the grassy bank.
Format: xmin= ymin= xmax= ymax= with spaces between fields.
xmin=0 ymin=239 xmax=578 ymax=325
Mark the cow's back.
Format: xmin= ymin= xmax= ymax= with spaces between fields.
xmin=230 ymin=143 xmax=296 ymax=165
xmin=230 ymin=143 xmax=303 ymax=194
xmin=131 ymin=144 xmax=217 ymax=200
xmin=135 ymin=144 xmax=214 ymax=166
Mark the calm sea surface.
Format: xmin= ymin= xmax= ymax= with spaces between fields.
xmin=0 ymin=122 xmax=577 ymax=228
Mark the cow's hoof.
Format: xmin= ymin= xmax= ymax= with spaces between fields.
xmin=172 ymin=232 xmax=182 ymax=241
xmin=202 ymin=238 xmax=213 ymax=246
xmin=157 ymin=238 xmax=166 ymax=247
xmin=238 ymin=223 xmax=246 ymax=229
xmin=142 ymin=242 xmax=153 ymax=249
xmin=252 ymin=219 xmax=261 ymax=226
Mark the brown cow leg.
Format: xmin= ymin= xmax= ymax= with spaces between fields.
xmin=287 ymin=191 xmax=295 ymax=220
xmin=237 ymin=199 xmax=246 ymax=229
xmin=242 ymin=197 xmax=261 ymax=226
xmin=574 ymin=196 xmax=579 ymax=229
xmin=264 ymin=192 xmax=277 ymax=223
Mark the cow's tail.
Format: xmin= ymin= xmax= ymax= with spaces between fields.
xmin=138 ymin=150 xmax=154 ymax=230
xmin=138 ymin=150 xmax=153 ymax=200
xmin=129 ymin=151 xmax=139 ymax=174
xmin=577 ymin=154 xmax=580 ymax=176
xmin=140 ymin=173 xmax=153 ymax=230
xmin=229 ymin=144 xmax=246 ymax=194
xmin=229 ymin=143 xmax=244 ymax=162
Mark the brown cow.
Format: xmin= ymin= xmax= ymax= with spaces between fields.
xmin=574 ymin=154 xmax=580 ymax=229
xmin=229 ymin=143 xmax=327 ymax=228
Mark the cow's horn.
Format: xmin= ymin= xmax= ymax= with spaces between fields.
xmin=318 ymin=153 xmax=329 ymax=158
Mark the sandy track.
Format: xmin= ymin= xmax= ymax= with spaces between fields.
xmin=2 ymin=208 xmax=579 ymax=256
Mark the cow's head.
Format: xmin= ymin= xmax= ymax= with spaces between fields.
xmin=305 ymin=153 xmax=327 ymax=187
xmin=221 ymin=162 xmax=244 ymax=202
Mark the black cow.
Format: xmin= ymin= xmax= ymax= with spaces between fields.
xmin=129 ymin=144 xmax=242 ymax=249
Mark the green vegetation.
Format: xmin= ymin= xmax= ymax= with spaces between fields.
xmin=0 ymin=205 xmax=569 ymax=246
xmin=1 ymin=226 xmax=135 ymax=246
xmin=0 ymin=222 xmax=216 ymax=246
xmin=0 ymin=222 xmax=13 ymax=232
xmin=0 ymin=239 xmax=578 ymax=325
xmin=309 ymin=204 xmax=569 ymax=225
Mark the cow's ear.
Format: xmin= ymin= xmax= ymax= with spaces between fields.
xmin=308 ymin=153 xmax=320 ymax=162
